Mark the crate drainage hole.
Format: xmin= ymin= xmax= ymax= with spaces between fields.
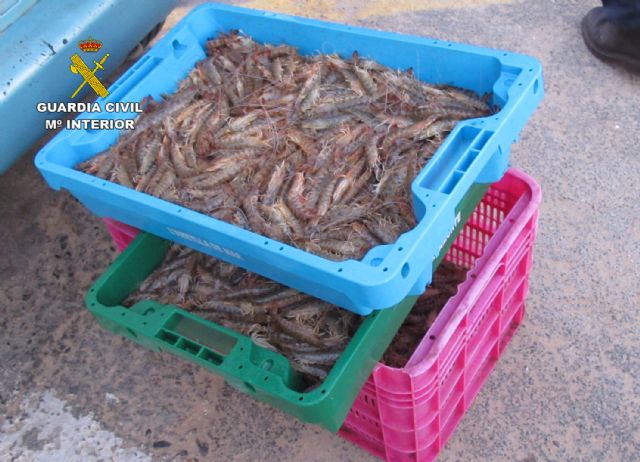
xmin=172 ymin=40 xmax=187 ymax=58
xmin=370 ymin=257 xmax=383 ymax=267
xmin=401 ymin=263 xmax=410 ymax=278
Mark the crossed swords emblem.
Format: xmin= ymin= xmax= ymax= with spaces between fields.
xmin=69 ymin=52 xmax=110 ymax=98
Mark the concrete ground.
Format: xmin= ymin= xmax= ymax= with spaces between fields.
xmin=1 ymin=0 xmax=639 ymax=460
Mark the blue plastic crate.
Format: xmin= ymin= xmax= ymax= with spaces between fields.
xmin=35 ymin=3 xmax=544 ymax=315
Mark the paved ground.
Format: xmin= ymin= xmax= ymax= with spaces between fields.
xmin=1 ymin=0 xmax=639 ymax=461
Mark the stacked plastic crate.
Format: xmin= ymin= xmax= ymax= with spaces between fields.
xmin=339 ymin=169 xmax=541 ymax=461
xmin=35 ymin=4 xmax=543 ymax=460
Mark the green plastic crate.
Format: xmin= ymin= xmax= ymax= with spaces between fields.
xmin=84 ymin=183 xmax=488 ymax=431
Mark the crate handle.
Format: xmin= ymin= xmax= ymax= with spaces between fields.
xmin=141 ymin=308 xmax=306 ymax=392
xmin=102 ymin=25 xmax=204 ymax=106
xmin=103 ymin=55 xmax=163 ymax=104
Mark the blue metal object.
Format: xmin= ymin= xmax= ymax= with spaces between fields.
xmin=35 ymin=3 xmax=544 ymax=314
xmin=0 ymin=0 xmax=177 ymax=174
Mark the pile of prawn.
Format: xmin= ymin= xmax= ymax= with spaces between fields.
xmin=79 ymin=31 xmax=492 ymax=261
xmin=125 ymin=244 xmax=466 ymax=385
xmin=382 ymin=262 xmax=466 ymax=368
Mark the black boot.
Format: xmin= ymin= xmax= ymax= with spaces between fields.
xmin=581 ymin=7 xmax=640 ymax=73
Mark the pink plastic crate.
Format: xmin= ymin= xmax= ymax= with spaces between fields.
xmin=338 ymin=168 xmax=541 ymax=462
xmin=103 ymin=218 xmax=139 ymax=251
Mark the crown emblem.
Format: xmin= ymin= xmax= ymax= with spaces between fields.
xmin=79 ymin=37 xmax=102 ymax=53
